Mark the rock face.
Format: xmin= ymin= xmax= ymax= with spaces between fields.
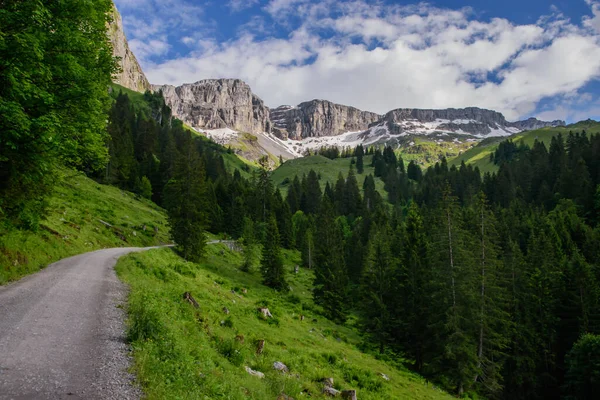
xmin=271 ymin=100 xmax=381 ymax=140
xmin=368 ymin=107 xmax=564 ymax=137
xmin=153 ymin=79 xmax=271 ymax=133
xmin=108 ymin=4 xmax=150 ymax=93
xmin=513 ymin=117 xmax=566 ymax=131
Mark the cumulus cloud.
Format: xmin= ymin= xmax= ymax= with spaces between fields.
xmin=584 ymin=0 xmax=600 ymax=33
xmin=124 ymin=0 xmax=600 ymax=121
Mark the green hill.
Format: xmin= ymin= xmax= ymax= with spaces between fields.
xmin=0 ymin=170 xmax=170 ymax=284
xmin=449 ymin=120 xmax=600 ymax=173
xmin=116 ymin=245 xmax=452 ymax=400
xmin=271 ymin=155 xmax=387 ymax=196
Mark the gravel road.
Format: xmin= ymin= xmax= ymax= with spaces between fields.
xmin=0 ymin=247 xmax=158 ymax=400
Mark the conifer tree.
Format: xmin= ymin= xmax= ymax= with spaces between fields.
xmin=361 ymin=224 xmax=396 ymax=353
xmin=314 ymin=198 xmax=348 ymax=322
xmin=356 ymin=144 xmax=365 ymax=174
xmin=427 ymin=185 xmax=478 ymax=396
xmin=240 ymin=217 xmax=259 ymax=272
xmin=260 ymin=216 xmax=288 ymax=291
xmin=344 ymin=166 xmax=362 ymax=216
xmin=164 ymin=134 xmax=207 ymax=263
xmin=396 ymin=202 xmax=430 ymax=371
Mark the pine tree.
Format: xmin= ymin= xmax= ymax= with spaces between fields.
xmin=314 ymin=198 xmax=349 ymax=322
xmin=304 ymin=169 xmax=322 ymax=215
xmin=361 ymin=224 xmax=396 ymax=353
xmin=164 ymin=134 xmax=207 ymax=262
xmin=344 ymin=166 xmax=362 ymax=216
xmin=427 ymin=185 xmax=478 ymax=396
xmin=396 ymin=202 xmax=430 ymax=371
xmin=260 ymin=216 xmax=288 ymax=291
xmin=356 ymin=144 xmax=365 ymax=174
xmin=470 ymin=192 xmax=511 ymax=397
xmin=240 ymin=217 xmax=259 ymax=272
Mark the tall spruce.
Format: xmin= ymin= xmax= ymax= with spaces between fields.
xmin=314 ymin=198 xmax=349 ymax=322
xmin=164 ymin=134 xmax=207 ymax=262
xmin=260 ymin=216 xmax=288 ymax=291
xmin=361 ymin=224 xmax=396 ymax=353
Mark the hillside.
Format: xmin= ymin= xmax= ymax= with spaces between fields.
xmin=271 ymin=155 xmax=387 ymax=196
xmin=449 ymin=120 xmax=600 ymax=173
xmin=116 ymin=245 xmax=452 ymax=400
xmin=0 ymin=170 xmax=170 ymax=284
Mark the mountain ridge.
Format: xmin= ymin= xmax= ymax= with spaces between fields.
xmin=150 ymin=79 xmax=565 ymax=145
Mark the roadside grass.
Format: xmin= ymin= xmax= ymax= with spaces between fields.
xmin=0 ymin=170 xmax=170 ymax=284
xmin=116 ymin=245 xmax=452 ymax=400
xmin=272 ymin=155 xmax=388 ymax=197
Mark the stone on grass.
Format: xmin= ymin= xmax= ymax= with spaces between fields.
xmin=244 ymin=366 xmax=264 ymax=379
xmin=273 ymin=361 xmax=289 ymax=373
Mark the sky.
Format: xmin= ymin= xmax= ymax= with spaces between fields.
xmin=114 ymin=0 xmax=600 ymax=122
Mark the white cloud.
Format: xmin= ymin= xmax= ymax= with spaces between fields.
xmin=228 ymin=0 xmax=260 ymax=12
xmin=584 ymin=0 xmax=600 ymax=33
xmin=131 ymin=0 xmax=600 ymax=121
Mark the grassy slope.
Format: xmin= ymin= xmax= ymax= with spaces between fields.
xmin=0 ymin=170 xmax=170 ymax=284
xmin=399 ymin=136 xmax=476 ymax=166
xmin=271 ymin=155 xmax=387 ymax=196
xmin=449 ymin=120 xmax=600 ymax=174
xmin=116 ymin=245 xmax=451 ymax=400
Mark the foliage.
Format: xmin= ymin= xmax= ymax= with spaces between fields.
xmin=0 ymin=0 xmax=117 ymax=227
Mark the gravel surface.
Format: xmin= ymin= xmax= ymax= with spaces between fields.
xmin=0 ymin=247 xmax=157 ymax=400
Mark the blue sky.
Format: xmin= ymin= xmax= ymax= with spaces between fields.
xmin=114 ymin=0 xmax=600 ymax=122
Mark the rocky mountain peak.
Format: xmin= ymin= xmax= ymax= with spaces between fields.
xmin=152 ymin=79 xmax=271 ymax=134
xmin=270 ymin=99 xmax=382 ymax=140
xmin=108 ymin=4 xmax=150 ymax=93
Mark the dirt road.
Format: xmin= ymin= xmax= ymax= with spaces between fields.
xmin=0 ymin=247 xmax=158 ymax=399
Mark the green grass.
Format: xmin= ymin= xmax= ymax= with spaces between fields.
xmin=116 ymin=245 xmax=452 ymax=399
xmin=398 ymin=136 xmax=477 ymax=167
xmin=271 ymin=155 xmax=387 ymax=197
xmin=0 ymin=170 xmax=170 ymax=284
xmin=449 ymin=121 xmax=600 ymax=174
xmin=109 ymin=82 xmax=151 ymax=113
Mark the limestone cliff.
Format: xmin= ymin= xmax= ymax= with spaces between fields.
xmin=108 ymin=4 xmax=151 ymax=93
xmin=270 ymin=100 xmax=381 ymax=140
xmin=152 ymin=79 xmax=271 ymax=133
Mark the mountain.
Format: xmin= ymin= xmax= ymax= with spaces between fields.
xmin=153 ymin=79 xmax=271 ymax=134
xmin=147 ymin=78 xmax=565 ymax=160
xmin=364 ymin=107 xmax=565 ymax=138
xmin=271 ymin=100 xmax=381 ymax=140
xmin=108 ymin=4 xmax=151 ymax=92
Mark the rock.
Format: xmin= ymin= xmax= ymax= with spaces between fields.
xmin=153 ymin=79 xmax=271 ymax=134
xmin=256 ymin=339 xmax=265 ymax=355
xmin=367 ymin=107 xmax=565 ymax=138
xmin=273 ymin=361 xmax=289 ymax=373
xmin=323 ymin=377 xmax=334 ymax=388
xmin=258 ymin=308 xmax=273 ymax=318
xmin=244 ymin=366 xmax=264 ymax=379
xmin=341 ymin=390 xmax=357 ymax=399
xmin=322 ymin=386 xmax=340 ymax=397
xmin=108 ymin=5 xmax=150 ymax=92
xmin=183 ymin=292 xmax=199 ymax=309
xmin=242 ymin=288 xmax=248 ymax=294
xmin=378 ymin=373 xmax=390 ymax=381
xmin=277 ymin=394 xmax=295 ymax=400
xmin=270 ymin=100 xmax=381 ymax=140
